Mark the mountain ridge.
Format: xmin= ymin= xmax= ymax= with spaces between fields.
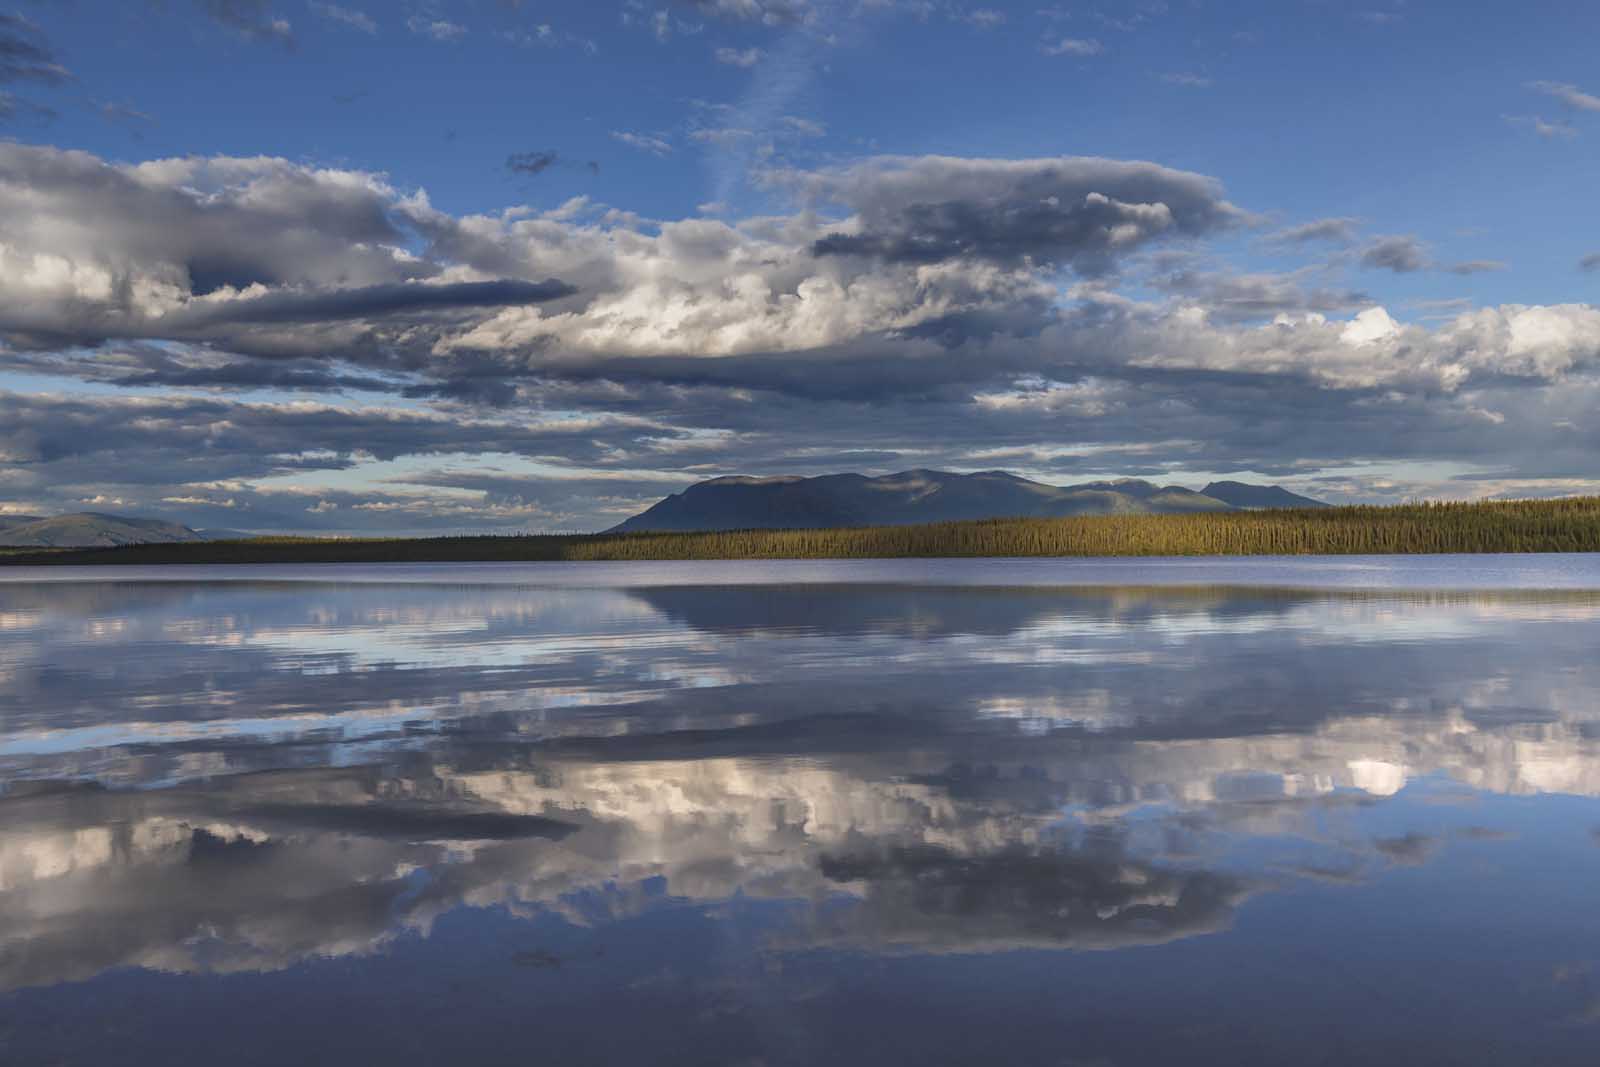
xmin=0 ymin=513 xmax=210 ymax=549
xmin=610 ymin=470 xmax=1328 ymax=533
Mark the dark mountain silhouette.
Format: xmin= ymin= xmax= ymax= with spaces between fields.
xmin=0 ymin=513 xmax=208 ymax=548
xmin=1201 ymin=481 xmax=1332 ymax=510
xmin=610 ymin=470 xmax=1328 ymax=533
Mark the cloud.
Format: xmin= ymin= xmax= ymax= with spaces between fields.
xmin=802 ymin=155 xmax=1243 ymax=273
xmin=1506 ymin=115 xmax=1577 ymax=139
xmin=957 ymin=8 xmax=1006 ymax=29
xmin=677 ymin=0 xmax=815 ymax=26
xmin=1161 ymin=72 xmax=1211 ymax=88
xmin=1151 ymin=268 xmax=1372 ymax=322
xmin=405 ymin=15 xmax=466 ymax=42
xmin=0 ymin=14 xmax=70 ymax=85
xmin=173 ymin=278 xmax=575 ymax=326
xmin=1373 ymin=833 xmax=1438 ymax=865
xmin=714 ymin=45 xmax=764 ymax=67
xmin=1446 ymin=260 xmax=1507 ymax=276
xmin=96 ymin=100 xmax=155 ymax=125
xmin=505 ymin=150 xmax=559 ymax=176
xmin=197 ymin=0 xmax=295 ymax=47
xmin=1529 ymin=80 xmax=1600 ymax=112
xmin=0 ymin=12 xmax=70 ymax=121
xmin=1043 ymin=37 xmax=1103 ymax=56
xmin=310 ymin=3 xmax=377 ymax=34
xmin=1268 ymin=217 xmax=1359 ymax=246
xmin=1360 ymin=234 xmax=1430 ymax=273
xmin=4 ymin=144 xmax=1600 ymax=530
xmin=0 ymin=92 xmax=53 ymax=123
xmin=780 ymin=115 xmax=825 ymax=136
xmin=610 ymin=130 xmax=673 ymax=155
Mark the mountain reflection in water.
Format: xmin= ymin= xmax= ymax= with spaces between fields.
xmin=4 ymin=561 xmax=1600 ymax=1066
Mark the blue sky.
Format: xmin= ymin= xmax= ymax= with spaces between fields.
xmin=2 ymin=0 xmax=1600 ymax=532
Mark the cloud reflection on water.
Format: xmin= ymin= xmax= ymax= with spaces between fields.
xmin=1 ymin=569 xmax=1600 ymax=1062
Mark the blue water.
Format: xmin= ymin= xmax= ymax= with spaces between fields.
xmin=3 ymin=556 xmax=1600 ymax=1065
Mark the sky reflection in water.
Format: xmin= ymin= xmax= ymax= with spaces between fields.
xmin=3 ymin=558 xmax=1600 ymax=1065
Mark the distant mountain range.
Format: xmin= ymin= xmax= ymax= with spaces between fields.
xmin=0 ymin=513 xmax=214 ymax=549
xmin=610 ymin=471 xmax=1329 ymax=533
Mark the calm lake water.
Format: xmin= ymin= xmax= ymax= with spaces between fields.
xmin=4 ymin=555 xmax=1600 ymax=1065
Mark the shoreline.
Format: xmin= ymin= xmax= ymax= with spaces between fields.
xmin=3 ymin=498 xmax=1599 ymax=566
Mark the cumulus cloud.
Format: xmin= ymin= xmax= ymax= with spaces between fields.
xmin=1151 ymin=267 xmax=1372 ymax=322
xmin=2 ymin=143 xmax=1600 ymax=530
xmin=801 ymin=155 xmax=1243 ymax=273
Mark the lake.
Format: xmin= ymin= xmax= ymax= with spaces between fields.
xmin=4 ymin=555 xmax=1600 ymax=1065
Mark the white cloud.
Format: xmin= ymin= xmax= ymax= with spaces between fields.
xmin=714 ymin=46 xmax=764 ymax=67
xmin=1043 ymin=37 xmax=1103 ymax=57
xmin=610 ymin=130 xmax=674 ymax=155
xmin=310 ymin=3 xmax=375 ymax=34
xmin=405 ymin=15 xmax=465 ymax=42
xmin=1528 ymin=80 xmax=1600 ymax=112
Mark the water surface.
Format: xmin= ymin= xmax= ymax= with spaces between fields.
xmin=4 ymin=556 xmax=1600 ymax=1065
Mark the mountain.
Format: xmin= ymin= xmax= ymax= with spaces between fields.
xmin=0 ymin=515 xmax=44 ymax=532
xmin=1201 ymin=481 xmax=1332 ymax=510
xmin=0 ymin=513 xmax=208 ymax=549
xmin=610 ymin=470 xmax=1326 ymax=533
xmin=195 ymin=529 xmax=259 ymax=542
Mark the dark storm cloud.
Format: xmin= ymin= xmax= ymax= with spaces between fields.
xmin=196 ymin=0 xmax=295 ymax=47
xmin=805 ymin=156 xmax=1243 ymax=273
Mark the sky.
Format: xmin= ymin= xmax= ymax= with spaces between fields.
xmin=1 ymin=0 xmax=1599 ymax=534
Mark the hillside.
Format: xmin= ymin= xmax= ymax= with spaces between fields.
xmin=1202 ymin=482 xmax=1331 ymax=510
xmin=610 ymin=470 xmax=1322 ymax=533
xmin=0 ymin=513 xmax=207 ymax=549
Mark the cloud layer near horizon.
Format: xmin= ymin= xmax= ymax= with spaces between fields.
xmin=2 ymin=143 xmax=1598 ymax=532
